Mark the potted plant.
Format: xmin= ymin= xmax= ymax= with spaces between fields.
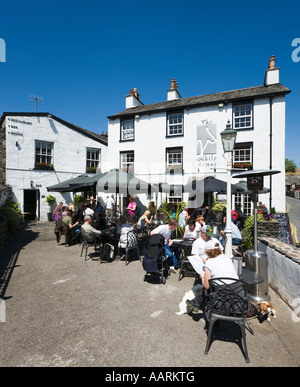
xmin=46 ymin=195 xmax=56 ymax=221
xmin=74 ymin=194 xmax=84 ymax=210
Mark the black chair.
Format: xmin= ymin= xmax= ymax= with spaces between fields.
xmin=124 ymin=230 xmax=140 ymax=266
xmin=204 ymin=277 xmax=253 ymax=363
xmin=177 ymin=240 xmax=197 ymax=281
xmin=80 ymin=227 xmax=100 ymax=261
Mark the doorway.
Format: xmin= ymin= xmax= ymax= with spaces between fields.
xmin=23 ymin=189 xmax=37 ymax=220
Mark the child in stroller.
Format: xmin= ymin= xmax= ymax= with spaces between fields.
xmin=142 ymin=234 xmax=170 ymax=284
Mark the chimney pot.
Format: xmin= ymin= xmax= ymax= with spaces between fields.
xmin=268 ymin=55 xmax=276 ymax=69
xmin=170 ymin=78 xmax=176 ymax=89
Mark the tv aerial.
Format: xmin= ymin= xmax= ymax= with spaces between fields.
xmin=29 ymin=94 xmax=44 ymax=112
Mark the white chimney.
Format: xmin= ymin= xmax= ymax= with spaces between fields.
xmin=264 ymin=55 xmax=280 ymax=86
xmin=167 ymin=78 xmax=181 ymax=101
xmin=126 ymin=88 xmax=143 ymax=109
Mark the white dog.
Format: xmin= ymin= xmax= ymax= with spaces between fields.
xmin=175 ymin=289 xmax=196 ymax=315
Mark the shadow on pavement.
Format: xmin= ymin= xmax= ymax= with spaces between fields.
xmin=0 ymin=227 xmax=39 ymax=300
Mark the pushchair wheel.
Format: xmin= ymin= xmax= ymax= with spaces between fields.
xmin=161 ymin=277 xmax=166 ymax=284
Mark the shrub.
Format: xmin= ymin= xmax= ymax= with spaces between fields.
xmin=0 ymin=197 xmax=22 ymax=234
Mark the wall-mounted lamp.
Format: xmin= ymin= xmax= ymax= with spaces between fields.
xmin=30 ymin=181 xmax=33 ymax=187
xmin=15 ymin=141 xmax=19 ymax=147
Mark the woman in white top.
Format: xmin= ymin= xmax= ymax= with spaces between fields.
xmin=184 ymin=218 xmax=201 ymax=239
xmin=137 ymin=210 xmax=153 ymax=228
xmin=186 ymin=239 xmax=239 ymax=312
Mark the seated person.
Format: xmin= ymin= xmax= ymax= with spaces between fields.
xmin=82 ymin=215 xmax=102 ymax=243
xmin=137 ymin=210 xmax=153 ymax=229
xmin=150 ymin=219 xmax=179 ymax=273
xmin=186 ymin=239 xmax=240 ymax=314
xmin=191 ymin=225 xmax=223 ymax=264
xmin=83 ymin=205 xmax=94 ymax=218
xmin=219 ymin=216 xmax=242 ymax=250
xmin=195 ymin=215 xmax=205 ymax=229
xmin=62 ymin=210 xmax=79 ymax=246
xmin=184 ymin=218 xmax=201 ymax=239
xmin=116 ymin=216 xmax=133 ymax=259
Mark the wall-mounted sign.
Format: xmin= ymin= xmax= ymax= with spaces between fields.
xmin=196 ymin=120 xmax=217 ymax=172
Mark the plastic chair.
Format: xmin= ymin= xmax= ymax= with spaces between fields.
xmin=124 ymin=230 xmax=140 ymax=265
xmin=80 ymin=227 xmax=100 ymax=261
xmin=204 ymin=277 xmax=253 ymax=363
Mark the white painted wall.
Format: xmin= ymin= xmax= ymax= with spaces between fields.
xmin=107 ymin=93 xmax=287 ymax=212
xmin=5 ymin=115 xmax=107 ymax=220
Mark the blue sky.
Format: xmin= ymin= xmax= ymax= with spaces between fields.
xmin=1 ymin=0 xmax=300 ymax=165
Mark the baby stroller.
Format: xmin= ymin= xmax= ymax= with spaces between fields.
xmin=142 ymin=234 xmax=170 ymax=284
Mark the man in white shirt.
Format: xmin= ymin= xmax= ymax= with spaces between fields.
xmin=83 ymin=205 xmax=94 ymax=218
xmin=150 ymin=219 xmax=179 ymax=273
xmin=191 ymin=225 xmax=223 ymax=263
xmin=106 ymin=195 xmax=115 ymax=218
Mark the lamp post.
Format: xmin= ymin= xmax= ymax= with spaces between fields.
xmin=220 ymin=120 xmax=237 ymax=258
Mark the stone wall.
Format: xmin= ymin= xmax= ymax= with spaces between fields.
xmin=258 ymin=237 xmax=300 ymax=311
xmin=257 ymin=220 xmax=280 ymax=238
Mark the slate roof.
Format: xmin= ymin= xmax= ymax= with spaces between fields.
xmin=107 ymin=83 xmax=291 ymax=119
xmin=0 ymin=112 xmax=108 ymax=145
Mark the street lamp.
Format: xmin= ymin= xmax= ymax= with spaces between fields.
xmin=220 ymin=120 xmax=237 ymax=258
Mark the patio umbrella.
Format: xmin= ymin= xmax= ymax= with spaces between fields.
xmin=95 ymin=169 xmax=158 ymax=196
xmin=47 ymin=173 xmax=105 ymax=192
xmin=95 ymin=169 xmax=159 ymax=221
xmin=183 ymin=176 xmax=245 ymax=194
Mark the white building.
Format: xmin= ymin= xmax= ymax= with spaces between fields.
xmin=106 ymin=56 xmax=291 ymax=214
xmin=0 ymin=113 xmax=107 ymax=220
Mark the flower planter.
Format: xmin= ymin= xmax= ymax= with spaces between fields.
xmin=35 ymin=163 xmax=54 ymax=170
xmin=233 ymin=163 xmax=253 ymax=170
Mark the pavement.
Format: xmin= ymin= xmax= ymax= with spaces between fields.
xmin=0 ymin=221 xmax=300 ymax=368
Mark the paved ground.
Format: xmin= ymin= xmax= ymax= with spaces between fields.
xmin=0 ymin=221 xmax=299 ymax=368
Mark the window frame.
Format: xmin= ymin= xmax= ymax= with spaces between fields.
xmin=166 ymin=147 xmax=183 ymax=173
xmin=233 ymin=142 xmax=253 ymax=164
xmin=120 ymin=118 xmax=135 ymax=142
xmin=35 ymin=140 xmax=54 ymax=169
xmin=120 ymin=150 xmax=134 ymax=173
xmin=232 ymin=102 xmax=253 ymax=130
xmin=166 ymin=111 xmax=184 ymax=137
xmin=86 ymin=148 xmax=101 ymax=173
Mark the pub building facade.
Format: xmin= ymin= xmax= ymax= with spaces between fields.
xmin=106 ymin=56 xmax=290 ymax=215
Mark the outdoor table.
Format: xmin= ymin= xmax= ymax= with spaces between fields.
xmin=239 ymin=268 xmax=264 ymax=285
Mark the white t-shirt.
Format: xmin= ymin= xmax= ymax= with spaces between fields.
xmin=204 ymin=254 xmax=238 ymax=284
xmin=84 ymin=207 xmax=94 ymax=217
xmin=184 ymin=224 xmax=201 ymax=239
xmin=191 ymin=237 xmax=223 ymax=261
xmin=152 ymin=224 xmax=171 ymax=244
xmin=106 ymin=197 xmax=115 ymax=209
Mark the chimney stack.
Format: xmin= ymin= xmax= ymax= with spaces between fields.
xmin=264 ymin=55 xmax=280 ymax=86
xmin=167 ymin=78 xmax=181 ymax=101
xmin=126 ymin=87 xmax=143 ymax=109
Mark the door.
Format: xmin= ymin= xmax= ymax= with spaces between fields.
xmin=23 ymin=190 xmax=37 ymax=220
